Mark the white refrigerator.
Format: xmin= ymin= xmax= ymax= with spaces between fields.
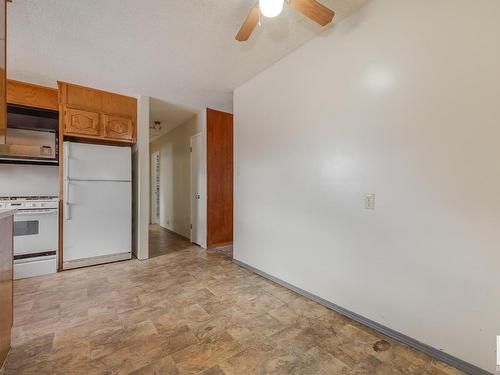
xmin=63 ymin=141 xmax=132 ymax=270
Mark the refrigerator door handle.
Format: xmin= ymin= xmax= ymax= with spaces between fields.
xmin=64 ymin=181 xmax=70 ymax=221
xmin=64 ymin=142 xmax=70 ymax=178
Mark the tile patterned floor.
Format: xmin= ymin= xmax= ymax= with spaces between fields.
xmin=149 ymin=224 xmax=193 ymax=258
xmin=207 ymin=245 xmax=233 ymax=259
xmin=3 ymin=246 xmax=464 ymax=374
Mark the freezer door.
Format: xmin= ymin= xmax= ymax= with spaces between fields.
xmin=64 ymin=141 xmax=131 ymax=181
xmin=63 ymin=180 xmax=131 ymax=262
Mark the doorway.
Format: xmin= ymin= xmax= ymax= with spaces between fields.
xmin=147 ymin=106 xmax=205 ymax=258
xmin=148 ymin=148 xmax=193 ymax=258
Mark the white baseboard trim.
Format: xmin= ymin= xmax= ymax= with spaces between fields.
xmin=233 ymin=259 xmax=491 ymax=375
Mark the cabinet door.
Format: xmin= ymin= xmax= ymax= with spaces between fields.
xmin=6 ymin=80 xmax=59 ymax=111
xmin=103 ymin=114 xmax=133 ymax=141
xmin=65 ymin=107 xmax=100 ymax=137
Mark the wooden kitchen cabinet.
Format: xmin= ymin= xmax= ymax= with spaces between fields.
xmin=6 ymin=80 xmax=59 ymax=111
xmin=103 ymin=114 xmax=133 ymax=141
xmin=58 ymin=81 xmax=137 ymax=144
xmin=64 ymin=107 xmax=100 ymax=137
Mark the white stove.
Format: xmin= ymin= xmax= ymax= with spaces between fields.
xmin=0 ymin=196 xmax=59 ymax=279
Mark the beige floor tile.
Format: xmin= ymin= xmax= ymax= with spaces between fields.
xmin=4 ymin=246 xmax=465 ymax=375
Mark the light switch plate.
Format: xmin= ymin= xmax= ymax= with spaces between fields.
xmin=365 ymin=193 xmax=375 ymax=209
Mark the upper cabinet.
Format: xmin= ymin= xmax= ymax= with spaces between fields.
xmin=103 ymin=114 xmax=133 ymax=141
xmin=58 ymin=82 xmax=137 ymax=144
xmin=6 ymin=80 xmax=59 ymax=111
xmin=64 ymin=107 xmax=100 ymax=137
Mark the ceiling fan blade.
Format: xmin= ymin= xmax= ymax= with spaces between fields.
xmin=235 ymin=5 xmax=260 ymax=42
xmin=290 ymin=0 xmax=335 ymax=26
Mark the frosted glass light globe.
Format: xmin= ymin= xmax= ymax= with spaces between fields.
xmin=259 ymin=0 xmax=284 ymax=18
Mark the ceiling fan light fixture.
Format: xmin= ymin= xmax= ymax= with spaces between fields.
xmin=150 ymin=121 xmax=162 ymax=132
xmin=259 ymin=0 xmax=284 ymax=18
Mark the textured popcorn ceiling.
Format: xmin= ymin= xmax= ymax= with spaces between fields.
xmin=7 ymin=0 xmax=368 ymax=112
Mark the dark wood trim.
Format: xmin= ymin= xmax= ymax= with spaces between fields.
xmin=0 ymin=215 xmax=13 ymax=368
xmin=63 ymin=134 xmax=133 ymax=147
xmin=58 ymin=90 xmax=64 ymax=271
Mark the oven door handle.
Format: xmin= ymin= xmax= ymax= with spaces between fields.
xmin=64 ymin=180 xmax=71 ymax=221
xmin=16 ymin=210 xmax=58 ymax=216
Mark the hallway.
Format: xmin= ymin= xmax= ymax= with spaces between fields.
xmin=148 ymin=224 xmax=193 ymax=258
xmin=3 ymin=247 xmax=462 ymax=374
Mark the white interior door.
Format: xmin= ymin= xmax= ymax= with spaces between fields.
xmin=190 ymin=133 xmax=203 ymax=245
xmin=151 ymin=151 xmax=160 ymax=224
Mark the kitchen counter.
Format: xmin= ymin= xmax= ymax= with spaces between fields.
xmin=0 ymin=209 xmax=15 ymax=219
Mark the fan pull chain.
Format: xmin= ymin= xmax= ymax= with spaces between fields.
xmin=258 ymin=6 xmax=262 ymax=27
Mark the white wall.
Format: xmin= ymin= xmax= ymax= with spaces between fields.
xmin=132 ymin=96 xmax=150 ymax=260
xmin=233 ymin=0 xmax=500 ymax=372
xmin=0 ymin=164 xmax=59 ymax=196
xmin=150 ymin=110 xmax=207 ymax=247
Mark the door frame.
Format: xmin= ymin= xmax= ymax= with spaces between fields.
xmin=150 ymin=151 xmax=160 ymax=224
xmin=190 ymin=132 xmax=204 ymax=246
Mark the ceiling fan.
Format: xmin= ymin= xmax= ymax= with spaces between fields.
xmin=235 ymin=0 xmax=335 ymax=42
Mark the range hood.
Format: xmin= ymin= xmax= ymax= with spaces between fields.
xmin=0 ymin=105 xmax=59 ymax=165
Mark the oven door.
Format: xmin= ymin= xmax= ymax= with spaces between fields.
xmin=14 ymin=209 xmax=59 ymax=256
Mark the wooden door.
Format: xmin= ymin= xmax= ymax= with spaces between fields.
xmin=65 ymin=107 xmax=100 ymax=137
xmin=103 ymin=114 xmax=133 ymax=141
xmin=207 ymin=108 xmax=233 ymax=249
